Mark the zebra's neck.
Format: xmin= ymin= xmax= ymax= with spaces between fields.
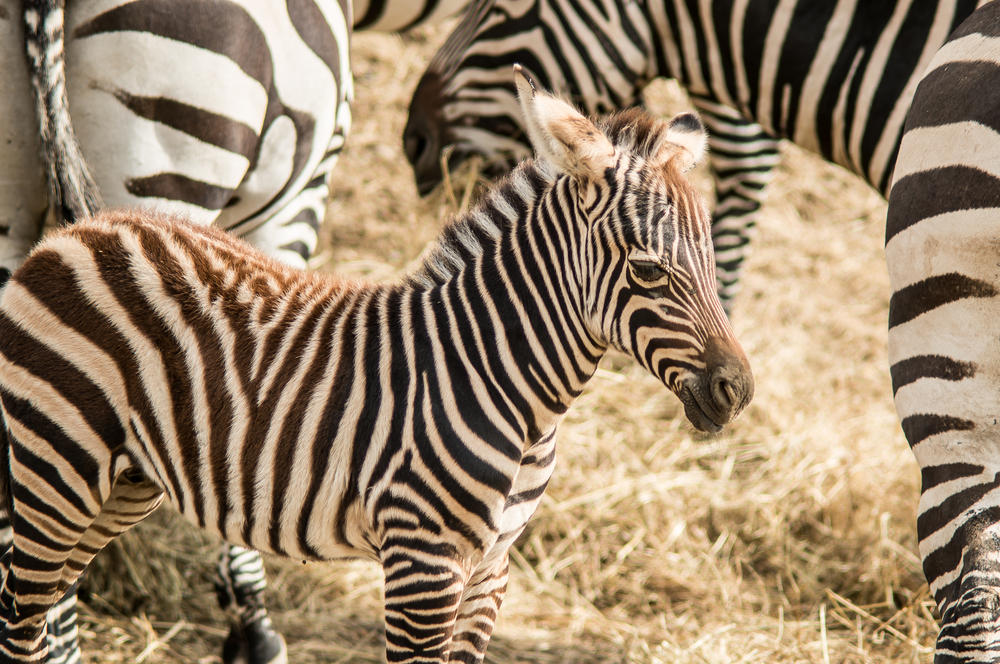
xmin=402 ymin=160 xmax=606 ymax=432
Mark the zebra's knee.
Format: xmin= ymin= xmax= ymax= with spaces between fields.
xmin=936 ymin=586 xmax=1000 ymax=663
xmin=214 ymin=545 xmax=269 ymax=613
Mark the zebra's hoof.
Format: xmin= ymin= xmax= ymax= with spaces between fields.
xmin=221 ymin=617 xmax=288 ymax=664
xmin=936 ymin=586 xmax=1000 ymax=663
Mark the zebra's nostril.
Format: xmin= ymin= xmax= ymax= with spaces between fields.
xmin=404 ymin=130 xmax=429 ymax=168
xmin=711 ymin=374 xmax=736 ymax=410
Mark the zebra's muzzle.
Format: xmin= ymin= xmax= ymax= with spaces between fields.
xmin=679 ymin=336 xmax=753 ymax=432
xmin=679 ymin=385 xmax=726 ymax=433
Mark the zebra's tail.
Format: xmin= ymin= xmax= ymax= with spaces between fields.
xmin=23 ymin=0 xmax=102 ymax=223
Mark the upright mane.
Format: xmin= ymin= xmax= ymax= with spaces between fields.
xmin=598 ymin=107 xmax=681 ymax=161
xmin=409 ymin=107 xmax=687 ymax=288
xmin=408 ymin=158 xmax=554 ymax=287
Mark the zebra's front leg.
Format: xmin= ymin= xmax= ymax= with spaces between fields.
xmin=890 ymin=282 xmax=1000 ymax=662
xmin=215 ymin=545 xmax=287 ymax=664
xmin=689 ymin=96 xmax=780 ymax=313
xmin=381 ymin=539 xmax=473 ymax=663
xmin=447 ymin=555 xmax=509 ymax=664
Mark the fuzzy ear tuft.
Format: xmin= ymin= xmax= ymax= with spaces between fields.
xmin=514 ymin=65 xmax=615 ymax=182
xmin=654 ymin=112 xmax=708 ymax=172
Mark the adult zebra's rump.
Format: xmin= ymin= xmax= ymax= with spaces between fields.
xmin=0 ymin=70 xmax=752 ymax=662
xmin=2 ymin=0 xmax=353 ymax=282
xmin=885 ymin=2 xmax=1000 ymax=660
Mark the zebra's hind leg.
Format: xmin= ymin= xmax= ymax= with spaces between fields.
xmin=0 ymin=487 xmax=84 ymax=664
xmin=0 ymin=470 xmax=163 ymax=661
xmin=215 ymin=545 xmax=287 ymax=664
xmin=226 ymin=111 xmax=344 ymax=270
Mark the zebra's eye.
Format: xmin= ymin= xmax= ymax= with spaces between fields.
xmin=629 ymin=258 xmax=669 ymax=283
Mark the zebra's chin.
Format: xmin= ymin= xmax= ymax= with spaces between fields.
xmin=678 ymin=384 xmax=726 ymax=434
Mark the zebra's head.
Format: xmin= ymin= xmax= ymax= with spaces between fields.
xmin=404 ymin=0 xmax=650 ymax=196
xmin=512 ymin=68 xmax=751 ymax=432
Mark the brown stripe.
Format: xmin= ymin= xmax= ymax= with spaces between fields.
xmin=113 ymin=91 xmax=259 ymax=158
xmin=126 ymin=173 xmax=235 ymax=210
xmin=74 ymin=0 xmax=274 ymax=86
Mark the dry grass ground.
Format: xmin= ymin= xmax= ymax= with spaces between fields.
xmin=77 ymin=23 xmax=937 ymax=664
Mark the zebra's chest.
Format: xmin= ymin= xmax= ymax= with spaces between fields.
xmin=486 ymin=431 xmax=559 ymax=562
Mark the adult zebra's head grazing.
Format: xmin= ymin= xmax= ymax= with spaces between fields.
xmin=505 ymin=67 xmax=751 ymax=431
xmin=404 ymin=0 xmax=650 ymax=195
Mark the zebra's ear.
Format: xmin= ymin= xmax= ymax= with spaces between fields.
xmin=654 ymin=113 xmax=708 ymax=173
xmin=514 ymin=64 xmax=615 ymax=181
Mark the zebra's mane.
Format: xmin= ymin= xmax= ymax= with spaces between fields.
xmin=596 ymin=108 xmax=674 ymax=162
xmin=409 ymin=158 xmax=552 ymax=288
xmin=410 ymin=108 xmax=672 ymax=288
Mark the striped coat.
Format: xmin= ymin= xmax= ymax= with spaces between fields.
xmin=0 ymin=74 xmax=753 ymax=662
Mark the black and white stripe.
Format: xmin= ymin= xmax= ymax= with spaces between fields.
xmin=353 ymin=0 xmax=467 ymax=31
xmin=403 ymin=0 xmax=983 ymax=308
xmin=2 ymin=0 xmax=353 ymax=281
xmin=3 ymin=1 xmax=476 ymax=660
xmin=885 ymin=2 xmax=1000 ymax=660
xmin=0 ymin=74 xmax=752 ymax=662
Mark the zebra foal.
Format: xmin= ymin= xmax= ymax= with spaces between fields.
xmin=0 ymin=68 xmax=752 ymax=662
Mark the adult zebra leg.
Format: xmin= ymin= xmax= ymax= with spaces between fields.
xmin=889 ymin=274 xmax=1000 ymax=662
xmin=885 ymin=6 xmax=1000 ymax=659
xmin=888 ymin=169 xmax=1000 ymax=659
xmin=215 ymin=545 xmax=287 ymax=664
xmin=0 ymin=2 xmax=49 ymax=290
xmin=689 ymin=96 xmax=780 ymax=313
xmin=448 ymin=556 xmax=509 ymax=664
xmin=229 ymin=105 xmax=347 ymax=270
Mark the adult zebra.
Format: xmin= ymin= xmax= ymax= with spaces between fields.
xmin=0 ymin=70 xmax=753 ymax=662
xmin=886 ymin=2 xmax=1000 ymax=660
xmin=355 ymin=0 xmax=467 ymax=30
xmin=0 ymin=0 xmax=470 ymax=283
xmin=402 ymin=0 xmax=984 ymax=309
xmin=2 ymin=0 xmax=463 ymax=662
xmin=7 ymin=2 xmax=351 ymax=660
